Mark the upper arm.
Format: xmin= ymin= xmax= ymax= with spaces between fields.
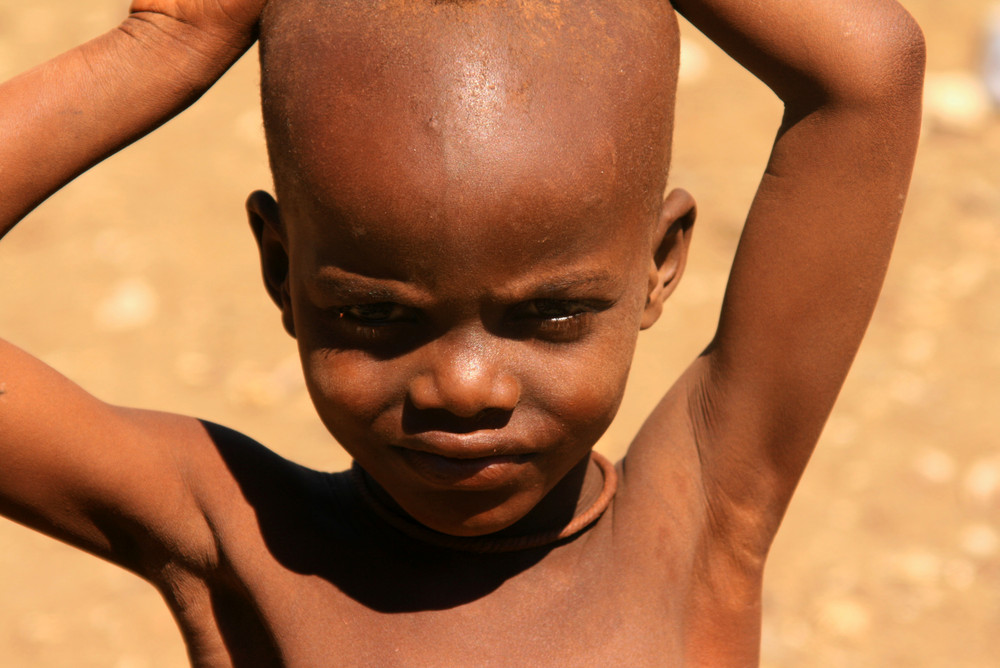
xmin=630 ymin=1 xmax=924 ymax=537
xmin=0 ymin=8 xmax=265 ymax=581
xmin=0 ymin=338 xmax=220 ymax=577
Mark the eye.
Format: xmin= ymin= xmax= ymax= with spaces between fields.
xmin=337 ymin=302 xmax=413 ymax=326
xmin=325 ymin=302 xmax=420 ymax=348
xmin=512 ymin=299 xmax=599 ymax=342
xmin=524 ymin=299 xmax=590 ymax=321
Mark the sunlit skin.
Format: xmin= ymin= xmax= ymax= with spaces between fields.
xmin=249 ymin=0 xmax=681 ymax=537
xmin=272 ymin=192 xmax=654 ymax=537
xmin=0 ymin=0 xmax=924 ymax=665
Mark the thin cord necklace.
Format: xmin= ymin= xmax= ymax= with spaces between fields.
xmin=351 ymin=451 xmax=618 ymax=553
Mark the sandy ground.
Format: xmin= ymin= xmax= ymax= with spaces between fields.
xmin=0 ymin=1 xmax=997 ymax=666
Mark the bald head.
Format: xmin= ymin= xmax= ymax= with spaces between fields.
xmin=258 ymin=0 xmax=679 ymax=233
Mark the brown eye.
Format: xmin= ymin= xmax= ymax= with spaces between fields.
xmin=509 ymin=299 xmax=597 ymax=343
xmin=339 ymin=303 xmax=411 ymax=325
xmin=525 ymin=299 xmax=588 ymax=321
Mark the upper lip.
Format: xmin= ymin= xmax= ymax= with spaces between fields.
xmin=395 ymin=432 xmax=532 ymax=460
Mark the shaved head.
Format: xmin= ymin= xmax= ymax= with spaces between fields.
xmin=248 ymin=4 xmax=690 ymax=536
xmin=258 ymin=0 xmax=680 ymax=231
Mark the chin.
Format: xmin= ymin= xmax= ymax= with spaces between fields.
xmin=406 ymin=491 xmax=536 ymax=538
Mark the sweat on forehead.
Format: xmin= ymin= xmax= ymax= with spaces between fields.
xmin=258 ymin=0 xmax=679 ymax=231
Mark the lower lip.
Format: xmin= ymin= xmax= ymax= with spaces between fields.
xmin=396 ymin=448 xmax=531 ymax=489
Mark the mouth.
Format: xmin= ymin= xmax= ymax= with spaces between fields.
xmin=394 ymin=446 xmax=534 ymax=489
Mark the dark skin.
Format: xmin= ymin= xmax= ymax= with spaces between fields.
xmin=0 ymin=0 xmax=924 ymax=666
xmin=254 ymin=0 xmax=681 ymax=539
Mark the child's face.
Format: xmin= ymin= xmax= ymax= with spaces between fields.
xmin=253 ymin=0 xmax=682 ymax=537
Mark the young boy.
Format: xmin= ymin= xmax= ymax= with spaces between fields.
xmin=0 ymin=0 xmax=924 ymax=665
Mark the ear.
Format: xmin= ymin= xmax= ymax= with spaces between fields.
xmin=246 ymin=190 xmax=296 ymax=338
xmin=641 ymin=188 xmax=696 ymax=330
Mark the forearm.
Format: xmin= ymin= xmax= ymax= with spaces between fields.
xmin=671 ymin=0 xmax=925 ymax=111
xmin=0 ymin=12 xmax=250 ymax=236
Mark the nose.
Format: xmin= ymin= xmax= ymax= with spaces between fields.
xmin=407 ymin=332 xmax=520 ymax=418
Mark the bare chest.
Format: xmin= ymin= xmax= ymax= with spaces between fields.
xmin=166 ymin=467 xmax=765 ymax=667
xmin=168 ymin=536 xmax=690 ymax=668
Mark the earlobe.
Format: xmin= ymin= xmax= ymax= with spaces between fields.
xmin=641 ymin=188 xmax=696 ymax=330
xmin=246 ymin=190 xmax=296 ymax=338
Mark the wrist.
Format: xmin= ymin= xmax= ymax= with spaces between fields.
xmin=117 ymin=11 xmax=255 ymax=90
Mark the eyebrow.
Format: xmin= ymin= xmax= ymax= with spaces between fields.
xmin=527 ymin=272 xmax=618 ymax=294
xmin=310 ymin=268 xmax=620 ymax=302
xmin=310 ymin=272 xmax=407 ymax=301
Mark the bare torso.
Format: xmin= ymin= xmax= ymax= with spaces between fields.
xmin=157 ymin=422 xmax=761 ymax=668
xmin=0 ymin=2 xmax=924 ymax=665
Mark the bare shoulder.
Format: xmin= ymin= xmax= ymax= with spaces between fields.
xmin=0 ymin=337 xmax=319 ymax=584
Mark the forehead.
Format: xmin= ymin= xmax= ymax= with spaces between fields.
xmin=261 ymin=0 xmax=677 ymax=275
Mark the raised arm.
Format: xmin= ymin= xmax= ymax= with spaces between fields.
xmin=0 ymin=0 xmax=262 ymax=233
xmin=0 ymin=1 xmax=264 ymax=572
xmin=631 ymin=0 xmax=924 ymax=544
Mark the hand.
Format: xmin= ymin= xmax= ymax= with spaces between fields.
xmin=129 ymin=0 xmax=268 ymax=50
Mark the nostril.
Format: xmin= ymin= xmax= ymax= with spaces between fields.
xmin=401 ymin=402 xmax=513 ymax=435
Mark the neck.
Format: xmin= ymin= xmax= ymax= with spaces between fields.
xmin=352 ymin=451 xmax=617 ymax=553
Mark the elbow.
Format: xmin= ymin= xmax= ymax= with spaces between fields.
xmin=781 ymin=7 xmax=926 ymax=115
xmin=870 ymin=9 xmax=926 ymax=103
xmin=833 ymin=9 xmax=926 ymax=109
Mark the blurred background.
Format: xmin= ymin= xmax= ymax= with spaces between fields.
xmin=0 ymin=0 xmax=997 ymax=665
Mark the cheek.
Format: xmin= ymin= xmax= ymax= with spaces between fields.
xmin=523 ymin=329 xmax=637 ymax=440
xmin=299 ymin=345 xmax=403 ymax=443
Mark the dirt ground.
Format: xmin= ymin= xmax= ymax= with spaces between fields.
xmin=0 ymin=1 xmax=997 ymax=666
